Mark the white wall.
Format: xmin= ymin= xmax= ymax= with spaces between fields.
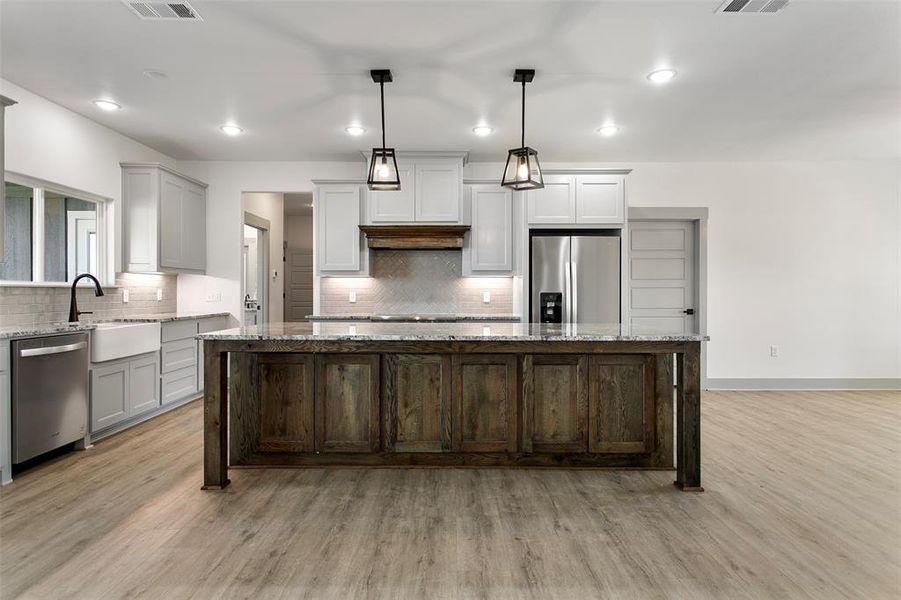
xmin=242 ymin=192 xmax=285 ymax=323
xmin=1 ymin=79 xmax=176 ymax=273
xmin=175 ymin=161 xmax=362 ymax=320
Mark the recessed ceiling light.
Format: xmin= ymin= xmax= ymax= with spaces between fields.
xmin=345 ymin=125 xmax=366 ymax=136
xmin=596 ymin=124 xmax=619 ymax=137
xmin=143 ymin=69 xmax=167 ymax=80
xmin=647 ymin=68 xmax=677 ymax=84
xmin=219 ymin=124 xmax=243 ymax=136
xmin=93 ymin=100 xmax=121 ymax=111
xmin=472 ymin=125 xmax=494 ymax=136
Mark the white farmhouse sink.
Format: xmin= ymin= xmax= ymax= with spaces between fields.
xmin=91 ymin=322 xmax=161 ymax=363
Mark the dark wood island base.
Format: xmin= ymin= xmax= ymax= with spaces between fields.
xmin=200 ymin=324 xmax=704 ymax=492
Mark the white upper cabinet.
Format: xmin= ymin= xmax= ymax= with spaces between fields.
xmin=414 ymin=161 xmax=461 ymax=222
xmin=527 ymin=175 xmax=576 ymax=224
xmin=369 ymin=162 xmax=415 ymax=222
xmin=316 ymin=183 xmax=368 ymax=274
xmin=365 ymin=155 xmax=463 ymax=224
xmin=122 ymin=164 xmax=207 ymax=274
xmin=575 ymin=175 xmax=625 ymax=224
xmin=528 ymin=173 xmax=625 ymax=226
xmin=466 ymin=185 xmax=513 ymax=274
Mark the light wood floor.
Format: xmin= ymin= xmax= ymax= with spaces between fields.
xmin=1 ymin=390 xmax=899 ymax=599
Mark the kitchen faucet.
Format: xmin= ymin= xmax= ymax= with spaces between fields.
xmin=68 ymin=273 xmax=105 ymax=322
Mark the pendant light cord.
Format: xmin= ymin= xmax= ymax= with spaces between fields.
xmin=521 ymin=80 xmax=526 ymax=149
xmin=380 ymin=80 xmax=386 ymax=149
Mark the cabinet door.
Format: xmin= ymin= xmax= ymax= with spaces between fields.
xmin=122 ymin=168 xmax=160 ymax=272
xmin=369 ymin=163 xmax=415 ymax=222
xmin=315 ymin=355 xmax=380 ymax=452
xmin=588 ymin=355 xmax=655 ymax=453
xmin=91 ymin=361 xmax=129 ymax=432
xmin=527 ymin=175 xmax=575 ymax=224
xmin=575 ymin=175 xmax=624 ymax=224
xmin=523 ymin=355 xmax=588 ymax=453
xmin=414 ymin=161 xmax=460 ymax=222
xmin=317 ymin=185 xmax=363 ymax=272
xmin=128 ymin=354 xmax=160 ymax=416
xmin=383 ymin=354 xmax=452 ymax=453
xmin=159 ymin=172 xmax=184 ymax=269
xmin=469 ymin=186 xmax=513 ymax=272
xmin=180 ymin=182 xmax=206 ymax=270
xmin=452 ymin=355 xmax=517 ymax=453
xmin=258 ymin=354 xmax=315 ymax=452
xmin=161 ymin=366 xmax=198 ymax=405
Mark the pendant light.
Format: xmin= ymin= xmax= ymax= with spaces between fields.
xmin=501 ymin=69 xmax=544 ymax=190
xmin=367 ymin=69 xmax=401 ymax=191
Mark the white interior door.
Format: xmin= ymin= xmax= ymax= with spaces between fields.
xmin=628 ymin=221 xmax=696 ymax=334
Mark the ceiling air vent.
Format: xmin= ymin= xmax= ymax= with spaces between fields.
xmin=123 ymin=2 xmax=202 ymax=20
xmin=716 ymin=0 xmax=789 ymax=14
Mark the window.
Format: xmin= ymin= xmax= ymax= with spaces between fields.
xmin=1 ymin=175 xmax=110 ymax=285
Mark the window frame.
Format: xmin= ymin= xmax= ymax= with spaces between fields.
xmin=2 ymin=172 xmax=113 ymax=287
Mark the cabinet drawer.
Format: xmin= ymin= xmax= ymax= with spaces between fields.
xmin=161 ymin=338 xmax=197 ymax=373
xmin=161 ymin=365 xmax=198 ymax=405
xmin=161 ymin=320 xmax=198 ymax=343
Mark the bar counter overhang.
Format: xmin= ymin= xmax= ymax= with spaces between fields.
xmin=199 ymin=322 xmax=707 ymax=492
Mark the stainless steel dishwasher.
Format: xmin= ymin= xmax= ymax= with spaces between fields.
xmin=12 ymin=332 xmax=89 ymax=463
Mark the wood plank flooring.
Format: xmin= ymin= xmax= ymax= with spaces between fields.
xmin=1 ymin=390 xmax=899 ymax=599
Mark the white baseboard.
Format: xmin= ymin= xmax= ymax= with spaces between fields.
xmin=705 ymin=378 xmax=900 ymax=391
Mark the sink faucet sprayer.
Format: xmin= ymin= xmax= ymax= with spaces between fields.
xmin=68 ymin=273 xmax=105 ymax=323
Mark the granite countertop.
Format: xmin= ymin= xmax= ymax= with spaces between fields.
xmin=199 ymin=321 xmax=708 ymax=342
xmin=0 ymin=312 xmax=232 ymax=340
xmin=307 ymin=314 xmax=522 ymax=322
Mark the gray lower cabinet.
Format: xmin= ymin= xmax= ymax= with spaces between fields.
xmin=91 ymin=352 xmax=160 ymax=433
xmin=162 ymin=366 xmax=198 ymax=405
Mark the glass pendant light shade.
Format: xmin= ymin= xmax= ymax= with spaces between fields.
xmin=502 ymin=146 xmax=543 ymax=190
xmin=367 ymin=69 xmax=401 ymax=191
xmin=367 ymin=147 xmax=401 ymax=190
xmin=501 ymin=69 xmax=544 ymax=190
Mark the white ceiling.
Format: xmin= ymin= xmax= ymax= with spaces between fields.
xmin=2 ymin=1 xmax=899 ymax=162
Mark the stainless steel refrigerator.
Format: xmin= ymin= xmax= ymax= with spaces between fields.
xmin=530 ymin=232 xmax=621 ymax=324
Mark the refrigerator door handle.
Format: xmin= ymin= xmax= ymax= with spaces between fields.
xmin=564 ymin=261 xmax=572 ymax=323
xmin=571 ymin=260 xmax=578 ymax=323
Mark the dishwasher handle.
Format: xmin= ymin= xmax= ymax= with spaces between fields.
xmin=19 ymin=341 xmax=87 ymax=358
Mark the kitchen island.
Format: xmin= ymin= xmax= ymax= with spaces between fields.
xmin=199 ymin=322 xmax=706 ymax=491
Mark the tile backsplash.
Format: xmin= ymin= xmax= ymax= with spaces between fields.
xmin=319 ymin=250 xmax=514 ymax=315
xmin=0 ymin=273 xmax=177 ymax=327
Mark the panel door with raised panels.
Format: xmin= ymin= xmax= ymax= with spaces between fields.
xmin=588 ymin=355 xmax=655 ymax=454
xmin=317 ymin=185 xmax=362 ymax=272
xmin=258 ymin=354 xmax=315 ymax=452
xmin=453 ymin=355 xmax=517 ymax=453
xmin=315 ymin=354 xmax=380 ymax=452
xmin=469 ymin=185 xmax=513 ymax=272
xmin=369 ymin=163 xmax=415 ymax=222
xmin=575 ymin=175 xmax=624 ymax=224
xmin=384 ymin=354 xmax=452 ymax=453
xmin=527 ymin=175 xmax=575 ymax=224
xmin=523 ymin=355 xmax=588 ymax=453
xmin=414 ymin=162 xmax=461 ymax=222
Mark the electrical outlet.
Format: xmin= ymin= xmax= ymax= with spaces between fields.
xmin=156 ymin=288 xmax=163 ymax=302
xmin=348 ymin=325 xmax=357 ymax=335
xmin=769 ymin=345 xmax=779 ymax=358
xmin=349 ymin=291 xmax=357 ymax=303
xmin=122 ymin=289 xmax=129 ymax=303
xmin=482 ymin=291 xmax=491 ymax=304
xmin=205 ymin=291 xmax=221 ymax=302
xmin=482 ymin=326 xmax=492 ymax=336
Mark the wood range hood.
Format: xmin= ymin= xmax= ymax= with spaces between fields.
xmin=359 ymin=225 xmax=470 ymax=250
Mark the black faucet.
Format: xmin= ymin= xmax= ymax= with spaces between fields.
xmin=68 ymin=273 xmax=105 ymax=323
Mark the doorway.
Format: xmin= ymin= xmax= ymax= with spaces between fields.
xmin=242 ymin=213 xmax=270 ymax=326
xmin=283 ymin=193 xmax=314 ymax=321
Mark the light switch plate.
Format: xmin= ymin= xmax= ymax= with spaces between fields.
xmin=482 ymin=291 xmax=491 ymax=304
xmin=156 ymin=288 xmax=163 ymax=302
xmin=349 ymin=291 xmax=357 ymax=303
xmin=122 ymin=289 xmax=129 ymax=303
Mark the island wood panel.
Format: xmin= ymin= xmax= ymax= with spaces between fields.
xmin=258 ymin=354 xmax=315 ymax=452
xmin=228 ymin=352 xmax=260 ymax=464
xmin=522 ymin=355 xmax=588 ymax=453
xmin=651 ymin=353 xmax=675 ymax=468
xmin=452 ymin=355 xmax=518 ymax=453
xmin=315 ymin=354 xmax=380 ymax=453
xmin=588 ymin=354 xmax=656 ymax=454
xmin=383 ymin=354 xmax=452 ymax=452
xmin=675 ymin=342 xmax=702 ymax=490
